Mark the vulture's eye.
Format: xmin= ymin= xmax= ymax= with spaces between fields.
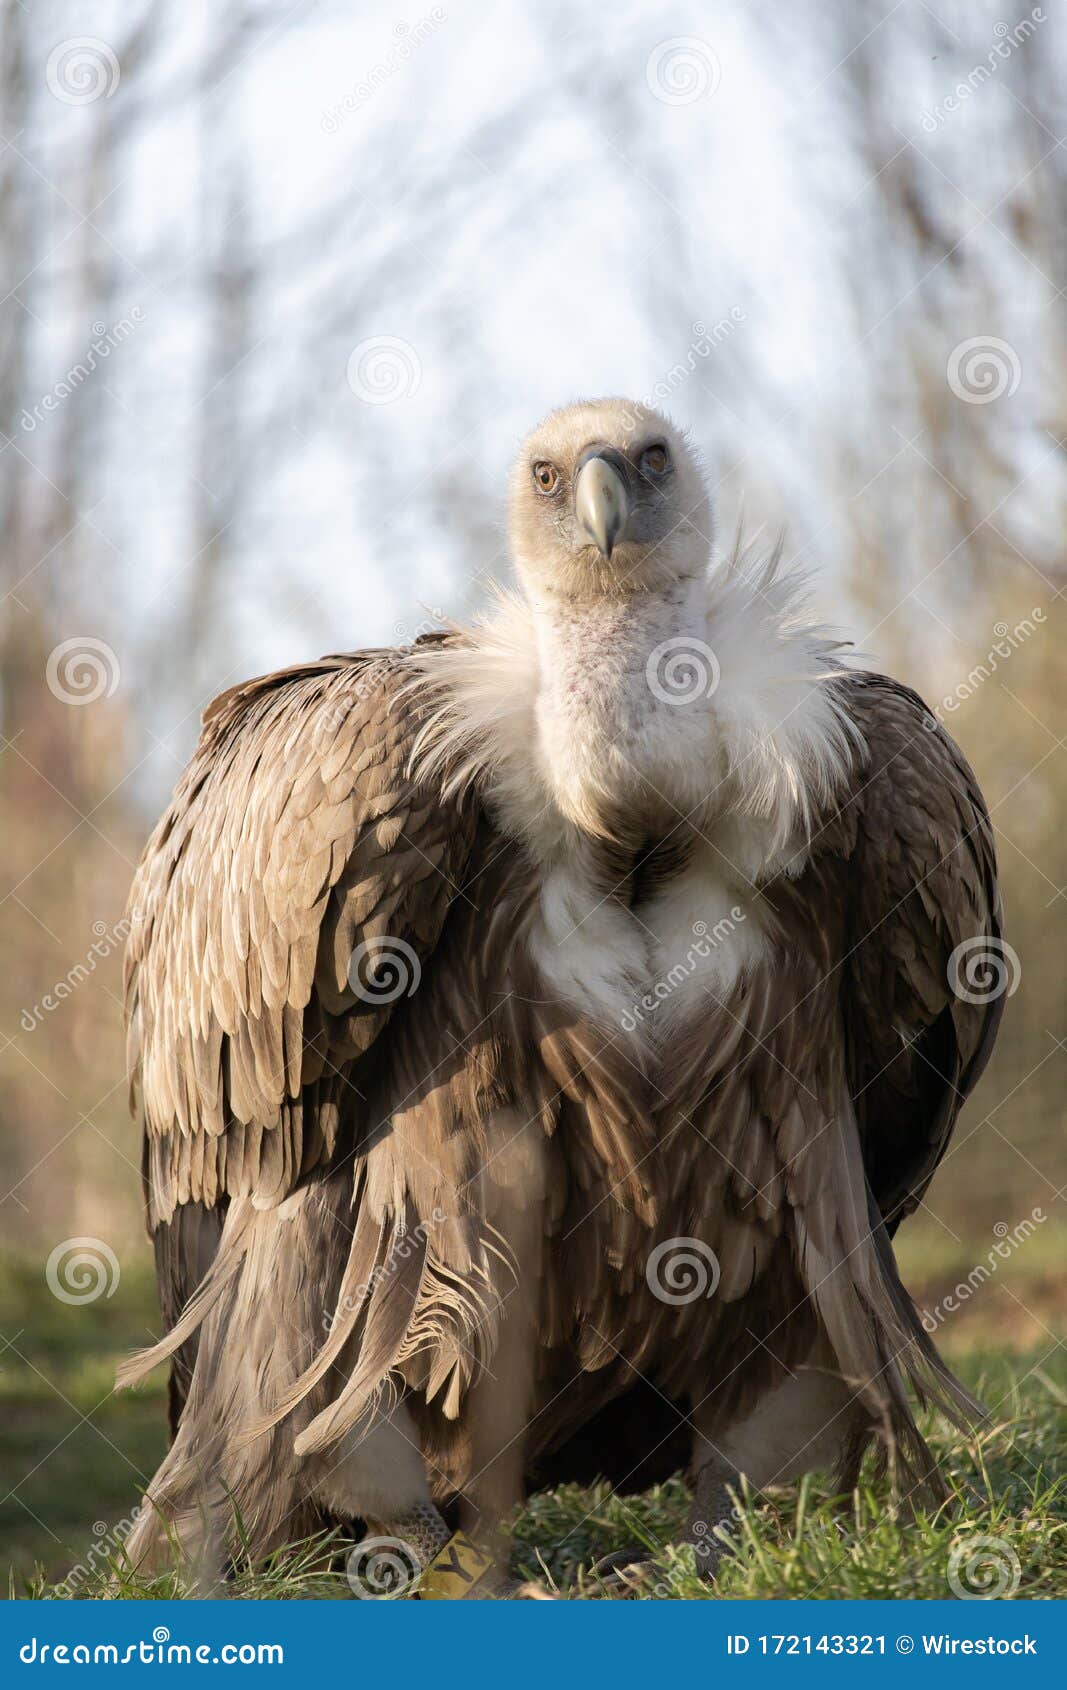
xmin=640 ymin=442 xmax=671 ymax=478
xmin=533 ymin=460 xmax=560 ymax=495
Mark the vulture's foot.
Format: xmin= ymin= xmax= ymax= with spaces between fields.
xmin=349 ymin=1504 xmax=479 ymax=1598
xmin=561 ymin=1456 xmax=747 ymax=1597
xmin=356 ymin=1509 xmax=556 ymax=1599
xmin=685 ymin=1451 xmax=743 ymax=1582
xmin=589 ymin=1548 xmax=658 ymax=1596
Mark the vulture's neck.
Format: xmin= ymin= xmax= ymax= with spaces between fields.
xmin=524 ymin=576 xmax=719 ymax=840
xmin=528 ymin=576 xmax=708 ymax=710
xmin=405 ymin=558 xmax=859 ymax=873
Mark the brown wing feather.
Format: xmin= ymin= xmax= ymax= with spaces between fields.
xmin=835 ymin=672 xmax=1003 ymax=1231
xmin=125 ymin=648 xmax=480 ymax=1231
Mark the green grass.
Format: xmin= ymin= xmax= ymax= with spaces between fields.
xmin=3 ymin=1252 xmax=1065 ymax=1601
xmin=0 ymin=1254 xmax=167 ymax=1592
xmin=509 ymin=1369 xmax=1067 ymax=1598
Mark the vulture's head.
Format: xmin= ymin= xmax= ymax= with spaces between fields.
xmin=509 ymin=398 xmax=713 ymax=603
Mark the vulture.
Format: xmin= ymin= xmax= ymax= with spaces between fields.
xmin=119 ymin=398 xmax=1003 ymax=1593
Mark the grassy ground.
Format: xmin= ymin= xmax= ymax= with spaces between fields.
xmin=2 ymin=1231 xmax=1065 ymax=1601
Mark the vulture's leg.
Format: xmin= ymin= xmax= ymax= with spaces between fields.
xmin=685 ymin=1447 xmax=744 ymax=1580
xmin=686 ymin=1359 xmax=865 ymax=1579
xmin=452 ymin=1105 xmax=548 ymax=1591
xmin=589 ymin=1446 xmax=741 ymax=1593
xmin=308 ymin=1397 xmax=531 ymax=1598
xmin=309 ymin=1401 xmax=434 ymax=1528
xmin=307 ymin=1403 xmax=451 ymax=1593
xmin=460 ymin=1153 xmax=543 ymax=1545
xmin=592 ymin=1366 xmax=853 ymax=1593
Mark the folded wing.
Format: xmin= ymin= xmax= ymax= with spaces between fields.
xmin=837 ymin=673 xmax=1003 ymax=1231
xmin=126 ymin=648 xmax=480 ymax=1228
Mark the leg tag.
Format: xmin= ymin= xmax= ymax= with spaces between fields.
xmin=413 ymin=1531 xmax=495 ymax=1600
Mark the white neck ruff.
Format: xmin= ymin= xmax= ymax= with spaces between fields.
xmin=404 ymin=549 xmax=860 ymax=880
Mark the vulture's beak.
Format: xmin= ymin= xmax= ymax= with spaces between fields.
xmin=574 ymin=451 xmax=631 ymax=560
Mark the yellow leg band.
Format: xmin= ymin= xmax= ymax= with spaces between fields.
xmin=412 ymin=1531 xmax=495 ymax=1600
